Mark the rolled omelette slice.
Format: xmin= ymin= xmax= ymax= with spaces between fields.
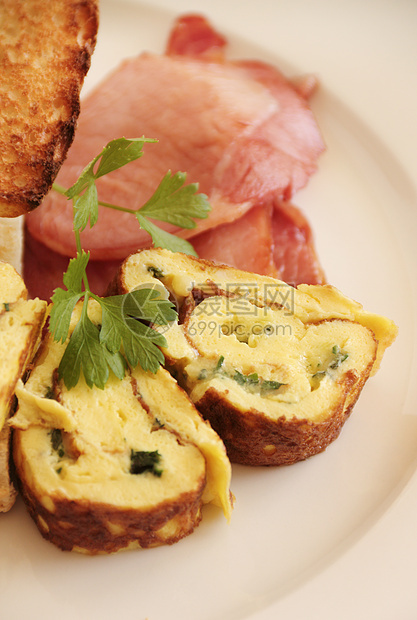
xmin=110 ymin=248 xmax=398 ymax=466
xmin=0 ymin=261 xmax=47 ymax=512
xmin=11 ymin=299 xmax=232 ymax=554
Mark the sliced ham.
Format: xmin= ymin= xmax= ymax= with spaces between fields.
xmin=192 ymin=200 xmax=325 ymax=285
xmin=192 ymin=204 xmax=278 ymax=277
xmin=26 ymin=16 xmax=325 ymax=262
xmin=24 ymin=228 xmax=121 ymax=301
xmin=271 ymin=201 xmax=325 ymax=285
xmin=166 ymin=13 xmax=227 ymax=59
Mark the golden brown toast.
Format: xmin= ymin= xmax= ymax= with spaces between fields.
xmin=0 ymin=0 xmax=99 ymax=217
xmin=11 ymin=299 xmax=232 ymax=552
xmin=110 ymin=248 xmax=398 ymax=466
xmin=0 ymin=261 xmax=47 ymax=511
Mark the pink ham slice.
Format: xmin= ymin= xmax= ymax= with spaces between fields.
xmin=166 ymin=13 xmax=227 ymax=58
xmin=26 ymin=16 xmax=325 ymax=262
xmin=271 ymin=201 xmax=325 ymax=285
xmin=167 ymin=15 xmax=319 ymax=100
xmin=191 ymin=200 xmax=325 ymax=284
xmin=192 ymin=204 xmax=278 ymax=277
xmin=24 ymin=228 xmax=121 ymax=301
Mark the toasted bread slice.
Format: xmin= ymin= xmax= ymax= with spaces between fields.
xmin=0 ymin=0 xmax=99 ymax=217
xmin=11 ymin=299 xmax=232 ymax=553
xmin=110 ymin=248 xmax=398 ymax=466
xmin=0 ymin=261 xmax=47 ymax=511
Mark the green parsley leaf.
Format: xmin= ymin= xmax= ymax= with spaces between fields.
xmin=67 ymin=138 xmax=157 ymax=232
xmin=101 ymin=346 xmax=128 ymax=381
xmin=64 ymin=157 xmax=99 ymax=201
xmin=95 ymin=137 xmax=156 ymax=179
xmin=58 ymin=306 xmax=111 ymax=390
xmin=73 ymin=182 xmax=98 ymax=232
xmin=49 ymin=252 xmax=90 ymax=343
xmin=98 ymin=289 xmax=175 ymax=352
xmin=139 ymin=170 xmax=210 ymax=228
xmin=66 ymin=138 xmax=156 ymax=199
xmin=49 ymin=288 xmax=84 ymax=344
xmin=120 ymin=288 xmax=177 ymax=325
xmin=99 ymin=295 xmax=168 ymax=373
xmin=122 ymin=316 xmax=167 ymax=372
xmin=136 ymin=213 xmax=198 ymax=256
xmin=62 ymin=251 xmax=90 ymax=293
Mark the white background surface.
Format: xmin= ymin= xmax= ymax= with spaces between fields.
xmin=2 ymin=1 xmax=417 ymax=619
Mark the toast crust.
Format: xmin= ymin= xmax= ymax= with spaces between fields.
xmin=0 ymin=0 xmax=99 ymax=216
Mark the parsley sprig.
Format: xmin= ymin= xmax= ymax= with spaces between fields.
xmin=50 ymin=252 xmax=177 ymax=390
xmin=49 ymin=137 xmax=211 ymax=390
xmin=54 ymin=137 xmax=211 ymax=256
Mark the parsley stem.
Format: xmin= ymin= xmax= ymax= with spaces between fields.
xmin=52 ymin=182 xmax=67 ymax=196
xmin=97 ymin=199 xmax=137 ymax=214
xmin=53 ymin=181 xmax=138 ymax=214
xmin=74 ymin=229 xmax=91 ymax=292
xmin=88 ymin=291 xmax=103 ymax=304
xmin=53 ymin=181 xmax=137 ymax=214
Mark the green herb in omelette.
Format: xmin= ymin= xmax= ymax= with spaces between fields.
xmin=215 ymin=355 xmax=225 ymax=370
xmin=329 ymin=344 xmax=349 ymax=369
xmin=49 ymin=428 xmax=65 ymax=458
xmin=130 ymin=449 xmax=163 ymax=477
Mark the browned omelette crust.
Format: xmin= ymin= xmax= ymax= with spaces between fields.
xmin=0 ymin=0 xmax=99 ymax=216
xmin=195 ymin=364 xmax=374 ymax=466
xmin=186 ymin=316 xmax=378 ymax=466
xmin=106 ymin=254 xmax=236 ymax=298
xmin=0 ymin=422 xmax=17 ymax=511
xmin=13 ymin=433 xmax=205 ymax=554
xmin=107 ymin=248 xmax=396 ymax=468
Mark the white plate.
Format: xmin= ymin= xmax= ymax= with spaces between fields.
xmin=2 ymin=1 xmax=417 ymax=619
